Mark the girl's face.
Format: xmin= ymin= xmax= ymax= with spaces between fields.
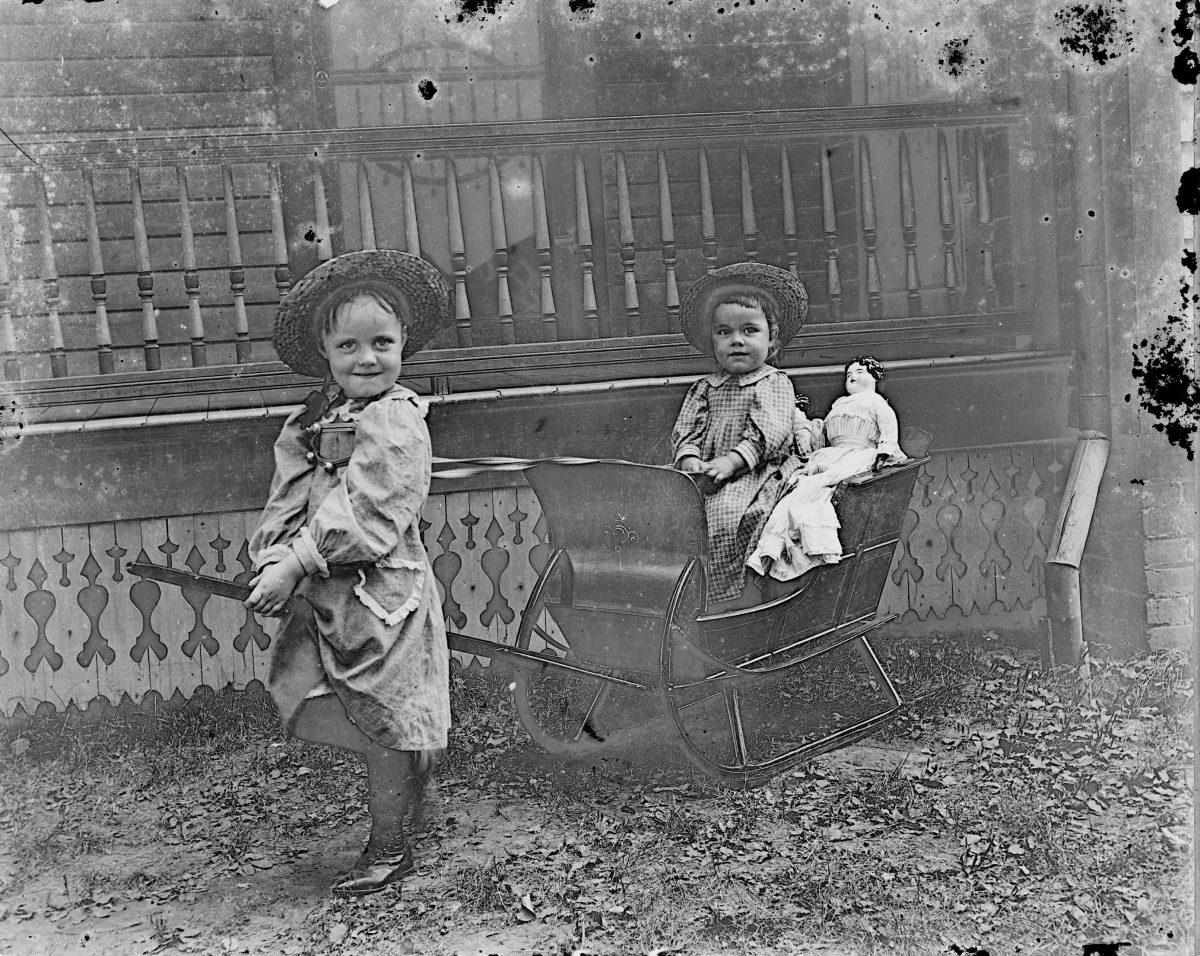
xmin=845 ymin=362 xmax=876 ymax=395
xmin=711 ymin=302 xmax=774 ymax=375
xmin=320 ymin=294 xmax=407 ymax=399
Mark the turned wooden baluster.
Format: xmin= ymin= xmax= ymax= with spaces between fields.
xmin=937 ymin=130 xmax=961 ymax=313
xmin=975 ymin=131 xmax=996 ymax=310
xmin=268 ymin=162 xmax=291 ymax=298
xmin=36 ymin=173 xmax=68 ymax=377
xmin=820 ymin=141 xmax=843 ymax=323
xmin=574 ymin=155 xmax=600 ymax=338
xmin=36 ymin=172 xmax=68 ymax=376
xmin=657 ymin=151 xmax=680 ymax=333
xmin=176 ymin=166 xmax=207 ymax=367
xmin=739 ymin=148 xmax=758 ymax=261
xmin=81 ymin=169 xmax=113 ymax=374
xmin=357 ymin=160 xmax=376 ymax=251
xmin=445 ymin=159 xmax=473 ymax=347
xmin=222 ymin=163 xmax=251 ymax=362
xmin=400 ymin=160 xmax=420 ymax=255
xmin=699 ymin=149 xmax=717 ymax=274
xmin=615 ymin=151 xmax=640 ymax=336
xmin=311 ymin=160 xmax=333 ymax=262
xmin=0 ymin=183 xmax=16 ymax=380
xmin=488 ymin=157 xmax=515 ymax=345
xmin=128 ymin=166 xmax=161 ymax=371
xmin=858 ymin=138 xmax=882 ymax=320
xmin=898 ymin=133 xmax=921 ymax=317
xmin=532 ymin=154 xmax=558 ymax=342
xmin=780 ymin=146 xmax=799 ymax=276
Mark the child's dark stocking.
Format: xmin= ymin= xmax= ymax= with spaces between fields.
xmin=331 ymin=746 xmax=419 ymax=897
xmin=364 ymin=745 xmax=413 ymax=855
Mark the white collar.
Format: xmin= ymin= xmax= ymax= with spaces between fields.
xmin=704 ymin=365 xmax=777 ymax=388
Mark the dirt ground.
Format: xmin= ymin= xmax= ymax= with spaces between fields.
xmin=0 ymin=638 xmax=1193 ymax=956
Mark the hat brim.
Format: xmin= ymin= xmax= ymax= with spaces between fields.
xmin=678 ymin=263 xmax=809 ymax=357
xmin=274 ymin=250 xmax=451 ymax=379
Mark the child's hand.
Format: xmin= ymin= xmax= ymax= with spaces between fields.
xmin=676 ymin=456 xmax=704 ymax=474
xmin=703 ymin=453 xmax=745 ymax=484
xmin=245 ymin=555 xmax=304 ymax=616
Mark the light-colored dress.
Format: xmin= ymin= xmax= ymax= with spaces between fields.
xmin=249 ymin=384 xmax=450 ymax=751
xmin=672 ymin=365 xmax=801 ymax=603
xmin=747 ymin=390 xmax=905 ymax=582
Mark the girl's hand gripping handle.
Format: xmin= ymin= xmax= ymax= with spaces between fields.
xmin=245 ymin=553 xmax=305 ymax=617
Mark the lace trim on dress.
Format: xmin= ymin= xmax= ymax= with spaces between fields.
xmin=353 ymin=567 xmax=425 ymax=626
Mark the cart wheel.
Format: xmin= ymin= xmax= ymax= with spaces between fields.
xmin=661 ymin=563 xmax=904 ymax=788
xmin=660 ymin=560 xmax=759 ymax=786
xmin=510 ymin=552 xmax=657 ymax=756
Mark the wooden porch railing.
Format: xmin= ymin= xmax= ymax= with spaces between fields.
xmin=0 ymin=102 xmax=1028 ymax=384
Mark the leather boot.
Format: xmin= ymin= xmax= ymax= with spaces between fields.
xmin=331 ymin=747 xmax=415 ymax=896
xmin=331 ymin=841 xmax=414 ymax=897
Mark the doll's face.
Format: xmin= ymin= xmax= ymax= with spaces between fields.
xmin=711 ymin=302 xmax=775 ymax=375
xmin=844 ymin=362 xmax=877 ymax=395
xmin=320 ymin=294 xmax=407 ymax=399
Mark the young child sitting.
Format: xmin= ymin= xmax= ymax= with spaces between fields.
xmin=245 ymin=250 xmax=451 ymax=897
xmin=747 ymin=355 xmax=907 ymax=582
xmin=672 ymin=262 xmax=809 ymax=604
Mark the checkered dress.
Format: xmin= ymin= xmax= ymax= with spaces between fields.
xmin=672 ymin=366 xmax=800 ymax=602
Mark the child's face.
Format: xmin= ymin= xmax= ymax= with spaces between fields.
xmin=711 ymin=302 xmax=774 ymax=375
xmin=844 ymin=362 xmax=876 ymax=395
xmin=320 ymin=294 xmax=407 ymax=399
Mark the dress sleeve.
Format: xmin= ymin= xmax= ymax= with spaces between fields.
xmin=794 ymin=409 xmax=819 ymax=453
xmin=731 ymin=371 xmax=794 ymax=470
xmin=671 ymin=379 xmax=709 ymax=464
xmin=290 ymin=396 xmax=432 ymax=576
xmin=873 ymin=394 xmax=906 ymax=460
xmin=248 ymin=408 xmax=316 ymax=571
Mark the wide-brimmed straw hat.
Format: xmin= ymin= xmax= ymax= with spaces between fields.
xmin=274 ymin=250 xmax=451 ymax=379
xmin=679 ymin=262 xmax=808 ymax=357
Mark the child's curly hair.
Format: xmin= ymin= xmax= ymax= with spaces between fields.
xmin=846 ymin=355 xmax=886 ymax=381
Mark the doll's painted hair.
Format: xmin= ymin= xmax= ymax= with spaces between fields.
xmin=314 ymin=280 xmax=412 ymax=344
xmin=710 ymin=290 xmax=782 ymax=358
xmin=846 ymin=354 xmax=885 ymax=381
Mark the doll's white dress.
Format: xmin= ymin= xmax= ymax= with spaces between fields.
xmin=747 ymin=390 xmax=905 ymax=581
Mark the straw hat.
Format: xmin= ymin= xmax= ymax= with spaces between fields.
xmin=274 ymin=250 xmax=451 ymax=379
xmin=678 ymin=263 xmax=808 ymax=357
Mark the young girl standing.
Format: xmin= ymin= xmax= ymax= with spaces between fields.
xmin=748 ymin=355 xmax=908 ymax=582
xmin=672 ymin=262 xmax=809 ymax=604
xmin=245 ymin=250 xmax=451 ymax=897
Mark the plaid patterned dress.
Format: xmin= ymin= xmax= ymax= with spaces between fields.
xmin=672 ymin=366 xmax=800 ymax=602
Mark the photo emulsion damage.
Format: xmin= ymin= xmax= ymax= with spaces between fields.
xmin=0 ymin=0 xmax=1193 ymax=953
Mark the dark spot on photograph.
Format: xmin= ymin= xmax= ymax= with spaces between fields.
xmin=1174 ymin=47 xmax=1200 ymax=84
xmin=448 ymin=0 xmax=510 ymax=23
xmin=1177 ymin=167 xmax=1200 ymax=215
xmin=938 ymin=37 xmax=972 ymax=77
xmin=418 ymin=79 xmax=438 ymax=100
xmin=1132 ymin=314 xmax=1199 ymax=459
xmin=1054 ymin=3 xmax=1133 ymax=65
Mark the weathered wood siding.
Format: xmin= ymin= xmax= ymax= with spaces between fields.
xmin=0 ymin=0 xmax=279 ymax=136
